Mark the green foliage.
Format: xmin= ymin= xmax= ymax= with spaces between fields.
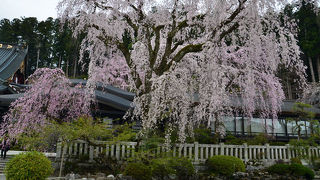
xmin=206 ymin=155 xmax=245 ymax=176
xmin=289 ymin=139 xmax=313 ymax=159
xmin=149 ymin=157 xmax=196 ymax=180
xmin=93 ymin=151 xmax=124 ymax=175
xmin=124 ymin=162 xmax=152 ymax=180
xmin=287 ymin=102 xmax=315 ymax=140
xmin=290 ymin=163 xmax=315 ymax=180
xmin=224 ymin=134 xmax=245 ymax=145
xmin=267 ymin=163 xmax=315 ymax=179
xmin=17 ymin=117 xmax=136 ymax=177
xmin=125 ymin=133 xmax=194 ymax=180
xmin=310 ymin=157 xmax=320 ymax=170
xmin=5 ymin=151 xmax=53 ymax=180
xmin=111 ymin=123 xmax=137 ymax=142
xmin=64 ymin=151 xmax=126 ymax=176
xmin=64 ymin=152 xmax=125 ymax=175
xmin=292 ymin=103 xmax=315 ymax=118
xmin=248 ymin=133 xmax=269 ymax=145
xmin=64 ymin=154 xmax=92 ymax=175
xmin=142 ymin=135 xmax=165 ymax=150
xmin=225 ymin=133 xmax=269 ymax=145
xmin=267 ymin=164 xmax=291 ymax=175
xmin=151 ymin=158 xmax=175 ymax=180
xmin=296 ymin=1 xmax=320 ymax=58
xmin=18 ymin=116 xmax=113 ymax=151
xmin=290 ymin=157 xmax=302 ymax=165
xmin=169 ymin=125 xmax=216 ymax=144
xmin=0 ymin=17 xmax=86 ymax=77
xmin=193 ymin=125 xmax=216 ymax=144
xmin=289 ymin=139 xmax=312 ymax=147
xmin=168 ymin=157 xmax=195 ymax=179
xmin=18 ymin=117 xmax=137 ymax=152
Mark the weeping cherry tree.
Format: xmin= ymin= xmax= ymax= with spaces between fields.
xmin=58 ymin=0 xmax=308 ymax=142
xmin=0 ymin=68 xmax=91 ymax=143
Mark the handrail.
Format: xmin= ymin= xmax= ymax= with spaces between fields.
xmin=56 ymin=140 xmax=320 ymax=164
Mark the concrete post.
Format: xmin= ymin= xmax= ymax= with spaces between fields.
xmin=220 ymin=143 xmax=224 ymax=155
xmin=244 ymin=143 xmax=248 ymax=162
xmin=194 ymin=142 xmax=199 ymax=164
xmin=56 ymin=142 xmax=62 ymax=159
xmin=89 ymin=146 xmax=94 ymax=162
xmin=116 ymin=144 xmax=120 ymax=160
xmin=286 ymin=144 xmax=291 ymax=160
xmin=266 ymin=144 xmax=270 ymax=160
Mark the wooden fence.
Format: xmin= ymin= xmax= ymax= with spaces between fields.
xmin=56 ymin=140 xmax=320 ymax=164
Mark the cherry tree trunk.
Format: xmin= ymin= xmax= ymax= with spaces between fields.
xmin=58 ymin=55 xmax=62 ymax=69
xmin=73 ymin=58 xmax=77 ymax=78
xmin=308 ymin=56 xmax=316 ymax=83
xmin=66 ymin=59 xmax=69 ymax=77
xmin=286 ymin=76 xmax=293 ymax=99
xmin=317 ymin=56 xmax=320 ymax=82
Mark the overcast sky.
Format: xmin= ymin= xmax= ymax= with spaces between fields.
xmin=0 ymin=0 xmax=60 ymax=21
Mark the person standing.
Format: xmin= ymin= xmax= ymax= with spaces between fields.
xmin=0 ymin=138 xmax=10 ymax=159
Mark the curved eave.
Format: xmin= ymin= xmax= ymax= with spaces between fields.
xmin=69 ymin=79 xmax=135 ymax=101
xmin=0 ymin=46 xmax=27 ymax=81
xmin=0 ymin=90 xmax=132 ymax=112
xmin=95 ymin=90 xmax=132 ymax=111
xmin=0 ymin=93 xmax=24 ymax=106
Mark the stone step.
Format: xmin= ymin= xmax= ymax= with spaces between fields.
xmin=0 ymin=157 xmax=11 ymax=174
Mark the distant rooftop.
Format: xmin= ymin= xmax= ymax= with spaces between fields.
xmin=0 ymin=43 xmax=27 ymax=82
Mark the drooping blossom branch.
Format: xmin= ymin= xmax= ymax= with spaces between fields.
xmin=58 ymin=0 xmax=307 ymax=141
xmin=0 ymin=68 xmax=91 ymax=141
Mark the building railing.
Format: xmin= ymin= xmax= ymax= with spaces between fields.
xmin=56 ymin=140 xmax=320 ymax=164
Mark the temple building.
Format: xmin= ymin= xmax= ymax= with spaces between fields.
xmin=0 ymin=43 xmax=133 ymax=120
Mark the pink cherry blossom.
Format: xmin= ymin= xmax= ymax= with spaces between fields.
xmin=0 ymin=68 xmax=91 ymax=141
xmin=58 ymin=0 xmax=308 ymax=141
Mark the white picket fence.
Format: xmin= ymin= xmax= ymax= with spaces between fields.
xmin=56 ymin=140 xmax=320 ymax=164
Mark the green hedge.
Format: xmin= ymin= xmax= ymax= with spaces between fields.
xmin=5 ymin=151 xmax=53 ymax=180
xmin=267 ymin=163 xmax=314 ymax=179
xmin=290 ymin=164 xmax=315 ymax=180
xmin=207 ymin=155 xmax=245 ymax=176
xmin=166 ymin=157 xmax=195 ymax=179
xmin=151 ymin=158 xmax=174 ymax=179
xmin=267 ymin=164 xmax=291 ymax=175
xmin=151 ymin=157 xmax=195 ymax=180
xmin=124 ymin=162 xmax=152 ymax=180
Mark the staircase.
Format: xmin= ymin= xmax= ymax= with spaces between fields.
xmin=0 ymin=156 xmax=11 ymax=174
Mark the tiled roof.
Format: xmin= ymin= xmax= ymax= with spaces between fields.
xmin=0 ymin=44 xmax=27 ymax=81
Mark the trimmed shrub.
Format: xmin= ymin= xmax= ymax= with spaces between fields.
xmin=207 ymin=155 xmax=245 ymax=176
xmin=124 ymin=162 xmax=152 ymax=180
xmin=185 ymin=125 xmax=217 ymax=144
xmin=168 ymin=157 xmax=195 ymax=179
xmin=5 ymin=151 xmax=53 ymax=180
xmin=248 ymin=133 xmax=269 ymax=145
xmin=267 ymin=163 xmax=314 ymax=179
xmin=290 ymin=163 xmax=314 ymax=180
xmin=267 ymin=164 xmax=291 ymax=175
xmin=224 ymin=135 xmax=245 ymax=145
xmin=151 ymin=158 xmax=174 ymax=179
xmin=151 ymin=157 xmax=195 ymax=180
xmin=193 ymin=126 xmax=216 ymax=144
